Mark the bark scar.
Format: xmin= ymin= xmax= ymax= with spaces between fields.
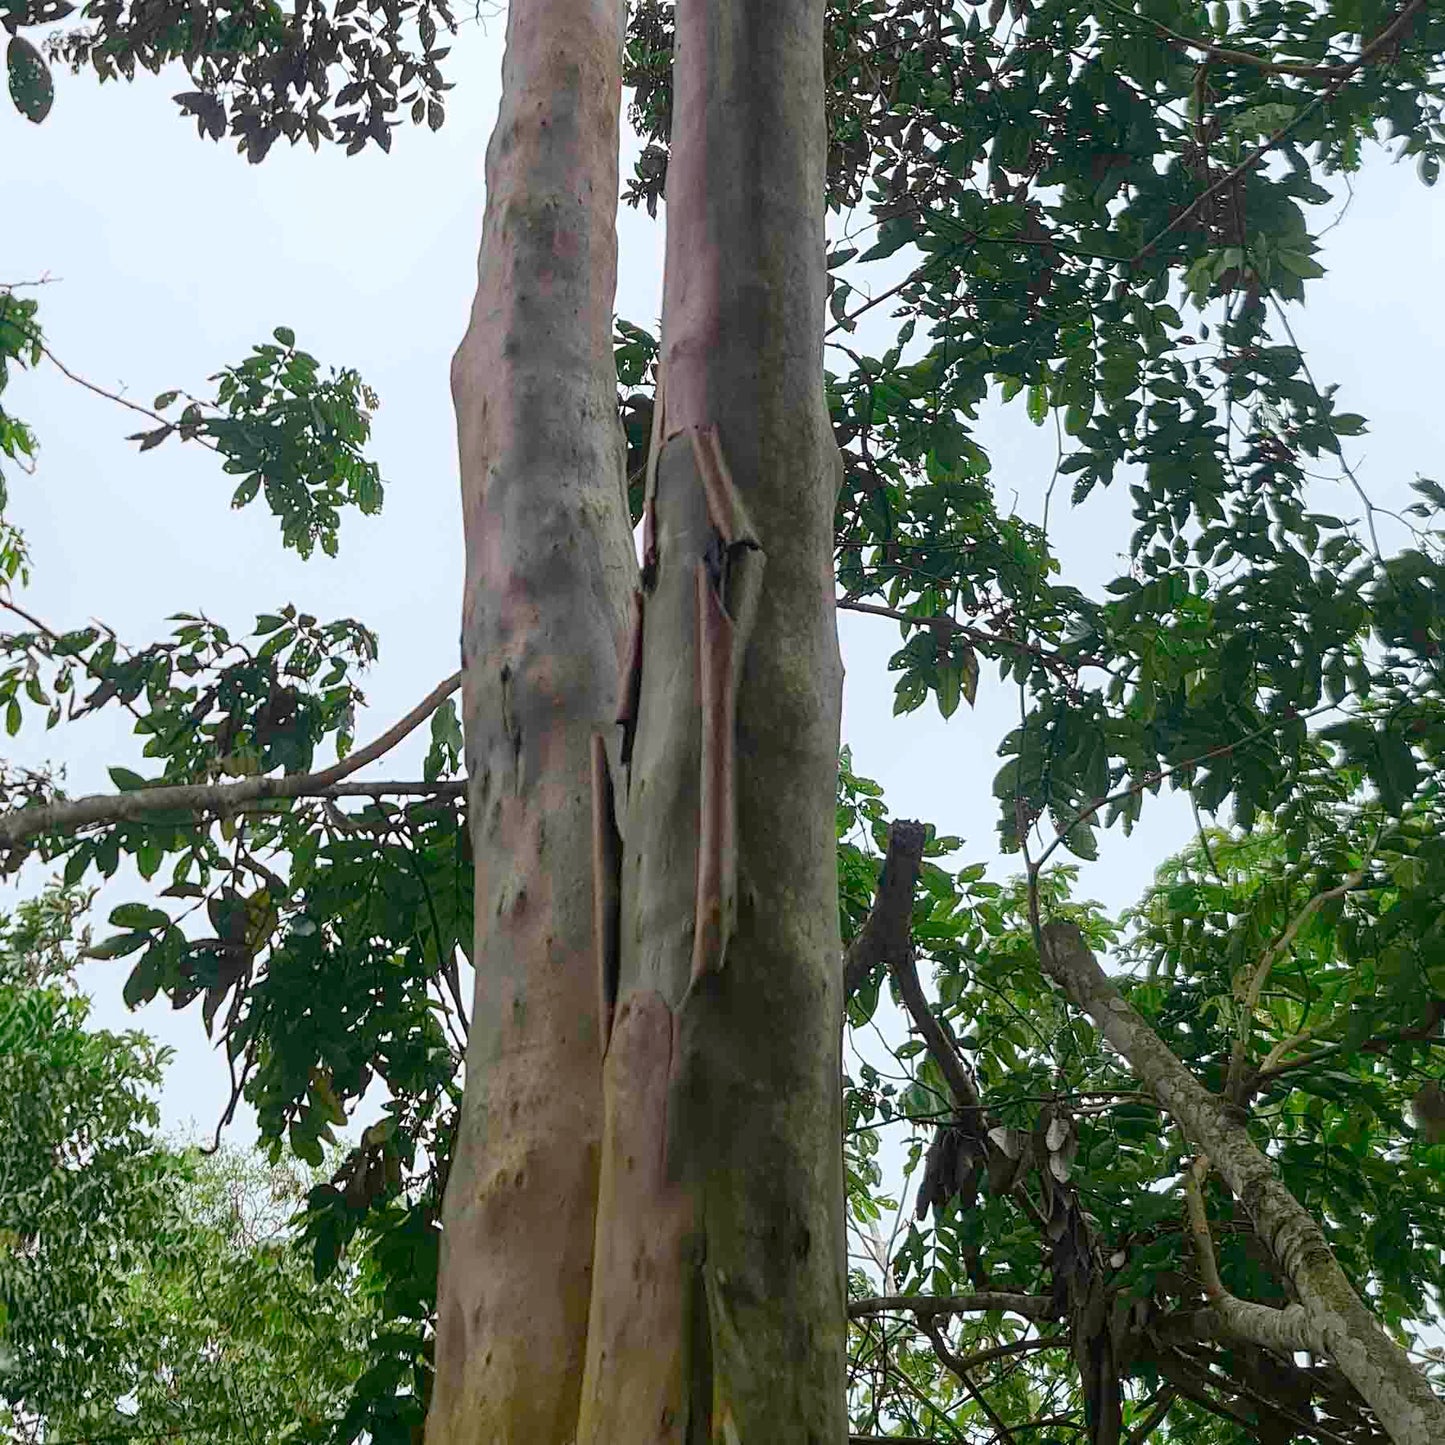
xmin=591 ymin=733 xmax=623 ymax=1057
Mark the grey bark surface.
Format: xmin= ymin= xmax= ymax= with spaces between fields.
xmin=575 ymin=1 xmax=847 ymax=1439
xmin=1040 ymin=921 xmax=1445 ymax=1445
xmin=427 ymin=0 xmax=637 ymax=1438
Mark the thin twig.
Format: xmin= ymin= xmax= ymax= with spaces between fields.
xmin=40 ymin=340 xmax=218 ymax=445
xmin=838 ymin=598 xmax=1110 ymax=676
xmin=1226 ymin=868 xmax=1366 ymax=1098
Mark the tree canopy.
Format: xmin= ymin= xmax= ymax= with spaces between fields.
xmin=3 ymin=0 xmax=1444 ymax=1440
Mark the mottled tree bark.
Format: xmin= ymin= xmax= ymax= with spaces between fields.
xmin=1041 ymin=922 xmax=1445 ymax=1445
xmin=575 ymin=1 xmax=848 ymax=1439
xmin=427 ymin=0 xmax=636 ymax=1438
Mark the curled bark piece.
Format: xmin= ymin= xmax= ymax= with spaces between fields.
xmin=691 ymin=562 xmax=737 ymax=986
xmin=690 ymin=423 xmax=766 ymax=662
xmin=591 ymin=733 xmax=622 ymax=1057
xmin=691 ymin=423 xmax=758 ymax=551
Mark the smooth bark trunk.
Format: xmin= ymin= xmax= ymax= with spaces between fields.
xmin=1040 ymin=922 xmax=1445 ymax=1445
xmin=575 ymin=1 xmax=848 ymax=1439
xmin=428 ymin=1 xmax=636 ymax=1438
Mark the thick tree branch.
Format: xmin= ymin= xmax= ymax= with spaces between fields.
xmin=1184 ymin=1157 xmax=1324 ymax=1357
xmin=0 ymin=671 xmax=462 ymax=851
xmin=850 ymin=1437 xmax=943 ymax=1444
xmin=890 ymin=929 xmax=980 ymax=1114
xmin=845 ymin=816 xmax=927 ymax=1001
xmin=315 ymin=780 xmax=466 ymax=799
xmin=1039 ymin=921 xmax=1445 ymax=1445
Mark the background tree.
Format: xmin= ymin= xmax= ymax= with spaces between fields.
xmin=0 ymin=887 xmax=381 ymax=1443
xmin=3 ymin=0 xmax=1445 ymax=1440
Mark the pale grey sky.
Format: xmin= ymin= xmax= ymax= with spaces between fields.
xmin=3 ymin=23 xmax=1441 ymax=1142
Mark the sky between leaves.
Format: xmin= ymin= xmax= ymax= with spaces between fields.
xmin=2 ymin=16 xmax=1443 ymax=1143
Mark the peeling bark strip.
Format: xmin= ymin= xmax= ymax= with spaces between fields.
xmin=1040 ymin=922 xmax=1445 ymax=1445
xmin=578 ymin=0 xmax=847 ymax=1437
xmin=691 ymin=560 xmax=736 ymax=986
xmin=426 ymin=0 xmax=637 ymax=1438
xmin=691 ymin=424 xmax=758 ymax=552
xmin=591 ymin=733 xmax=622 ymax=1057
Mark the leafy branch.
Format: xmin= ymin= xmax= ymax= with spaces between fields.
xmin=0 ymin=670 xmax=461 ymax=854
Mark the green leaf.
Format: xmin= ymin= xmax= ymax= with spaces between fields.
xmin=108 ymin=903 xmax=169 ymax=931
xmin=1373 ymin=729 xmax=1419 ymax=815
xmin=108 ymin=767 xmax=148 ymax=791
xmin=1277 ymin=251 xmax=1325 ymax=280
xmin=86 ymin=931 xmax=149 ymax=961
xmin=7 ymin=35 xmax=53 ymax=123
xmin=273 ymin=326 xmax=296 ymax=348
xmin=937 ymin=662 xmax=962 ymax=719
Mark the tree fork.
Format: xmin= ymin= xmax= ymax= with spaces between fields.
xmin=577 ymin=0 xmax=847 ymax=1438
xmin=427 ymin=0 xmax=637 ymax=1437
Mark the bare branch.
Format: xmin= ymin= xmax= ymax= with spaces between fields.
xmin=1123 ymin=1389 xmax=1177 ymax=1445
xmin=845 ymin=817 xmax=927 ymax=1001
xmin=920 ymin=1317 xmax=1063 ymax=1445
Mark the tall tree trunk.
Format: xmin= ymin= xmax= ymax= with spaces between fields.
xmin=575 ymin=1 xmax=848 ymax=1440
xmin=427 ymin=0 xmax=636 ymax=1438
xmin=1041 ymin=922 xmax=1445 ymax=1445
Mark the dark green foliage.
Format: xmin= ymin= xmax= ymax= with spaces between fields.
xmin=617 ymin=0 xmax=1445 ymax=869
xmin=32 ymin=0 xmax=459 ymax=157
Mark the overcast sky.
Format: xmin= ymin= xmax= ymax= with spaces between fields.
xmin=4 ymin=20 xmax=1442 ymax=1141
